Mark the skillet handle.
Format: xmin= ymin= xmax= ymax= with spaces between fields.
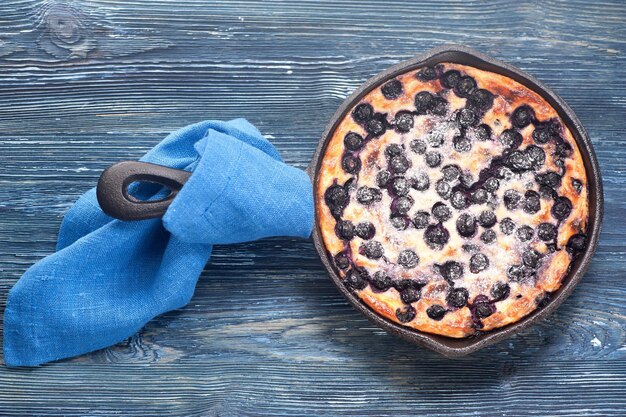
xmin=96 ymin=161 xmax=192 ymax=221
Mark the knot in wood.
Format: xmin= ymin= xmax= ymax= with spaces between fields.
xmin=45 ymin=4 xmax=84 ymax=45
xmin=37 ymin=3 xmax=93 ymax=59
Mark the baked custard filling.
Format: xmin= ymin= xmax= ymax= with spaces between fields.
xmin=317 ymin=63 xmax=589 ymax=338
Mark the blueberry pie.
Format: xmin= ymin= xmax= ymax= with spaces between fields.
xmin=317 ymin=63 xmax=589 ymax=337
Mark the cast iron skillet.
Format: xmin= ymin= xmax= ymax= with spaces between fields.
xmin=96 ymin=44 xmax=603 ymax=357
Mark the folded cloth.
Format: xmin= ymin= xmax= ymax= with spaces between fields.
xmin=3 ymin=119 xmax=314 ymax=366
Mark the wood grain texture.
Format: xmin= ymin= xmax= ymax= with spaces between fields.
xmin=0 ymin=0 xmax=625 ymax=415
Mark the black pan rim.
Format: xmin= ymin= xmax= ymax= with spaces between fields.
xmin=308 ymin=44 xmax=604 ymax=357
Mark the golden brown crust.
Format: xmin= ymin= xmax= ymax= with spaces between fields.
xmin=316 ymin=63 xmax=589 ymax=338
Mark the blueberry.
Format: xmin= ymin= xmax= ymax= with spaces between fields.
xmin=413 ymin=211 xmax=430 ymax=229
xmin=522 ymin=190 xmax=541 ymax=214
xmin=499 ymin=129 xmax=522 ymax=149
xmin=572 ymin=179 xmax=583 ymax=194
xmin=395 ymin=279 xmax=422 ymax=292
xmin=359 ymin=241 xmax=384 ymax=259
xmin=439 ymin=260 xmax=464 ymax=283
xmin=451 ymin=191 xmax=469 ymax=209
xmin=453 ymin=135 xmax=472 ymax=152
xmin=398 ymin=249 xmax=419 ymax=269
xmin=441 ymin=70 xmax=461 ymax=89
xmin=425 ymin=151 xmax=442 ymax=167
xmin=343 ymin=132 xmax=364 ymax=151
xmin=457 ymin=108 xmax=478 ymax=127
xmin=417 ymin=66 xmax=438 ymax=81
xmin=460 ymin=173 xmax=474 ymax=188
xmin=395 ymin=111 xmax=414 ymax=133
xmin=352 ymin=103 xmax=373 ymax=123
xmin=532 ymin=124 xmax=553 ymax=144
xmin=536 ymin=171 xmax=562 ymax=188
xmin=345 ymin=267 xmax=369 ymax=290
xmin=430 ymin=96 xmax=449 ymax=116
xmin=432 ymin=202 xmax=452 ymax=222
xmin=539 ymin=185 xmax=557 ymax=200
xmin=474 ymin=124 xmax=492 ymax=141
xmin=474 ymin=301 xmax=495 ymax=319
xmin=389 ymin=154 xmax=411 ymax=173
xmin=511 ymin=105 xmax=535 ymax=128
xmin=385 ymin=143 xmax=404 ymax=158
xmin=427 ymin=131 xmax=445 ymax=147
xmin=516 ymin=225 xmax=534 ymax=241
xmin=483 ymin=177 xmax=500 ymax=192
xmin=390 ymin=215 xmax=411 ymax=230
xmin=467 ymin=89 xmax=494 ymax=111
xmin=526 ymin=145 xmax=546 ymax=169
xmin=555 ymin=141 xmax=573 ymax=158
xmin=507 ymin=264 xmax=532 ymax=282
xmin=490 ymin=281 xmax=511 ymax=301
xmin=355 ymin=222 xmax=376 ymax=240
xmin=324 ymin=184 xmax=349 ymax=218
xmin=335 ymin=220 xmax=355 ymax=240
xmin=460 ymin=172 xmax=474 ymax=184
xmin=381 ymin=79 xmax=403 ymax=100
xmin=480 ymin=229 xmax=496 ymax=244
xmin=523 ymin=249 xmax=543 ymax=269
xmin=356 ymin=186 xmax=382 ymax=205
xmin=390 ymin=176 xmax=411 ymax=196
xmin=551 ymin=196 xmax=572 ymax=221
xmin=456 ymin=213 xmax=477 ymax=238
xmin=414 ymin=91 xmax=434 ymax=113
xmin=496 ymin=166 xmax=514 ymax=181
xmin=555 ymin=158 xmax=565 ymax=171
xmin=395 ymin=305 xmax=416 ymax=323
xmin=535 ymin=293 xmax=551 ymax=309
xmin=499 ymin=217 xmax=515 ymax=235
xmin=400 ymin=287 xmax=421 ymax=304
xmin=566 ymin=234 xmax=587 ymax=254
xmin=507 ymin=150 xmax=532 ymax=172
xmin=412 ymin=173 xmax=430 ymax=191
xmin=365 ymin=115 xmax=387 ymax=136
xmin=503 ymin=189 xmax=522 ymax=210
xmin=370 ymin=271 xmax=392 ymax=291
xmin=462 ymin=243 xmax=481 ymax=253
xmin=334 ymin=251 xmax=351 ymax=270
xmin=376 ymin=170 xmax=392 ymax=188
xmin=537 ymin=222 xmax=557 ymax=241
xmin=435 ymin=179 xmax=451 ymax=199
xmin=470 ymin=253 xmax=489 ymax=273
xmin=471 ymin=188 xmax=489 ymax=204
xmin=442 ymin=164 xmax=461 ymax=182
xmin=392 ymin=196 xmax=414 ymax=215
xmin=342 ymin=154 xmax=361 ymax=174
xmin=517 ymin=263 xmax=536 ymax=278
xmin=447 ymin=287 xmax=469 ymax=308
xmin=427 ymin=304 xmax=447 ymax=320
xmin=478 ymin=210 xmax=497 ymax=228
xmin=410 ymin=138 xmax=427 ymax=154
xmin=425 ymin=223 xmax=450 ymax=250
xmin=504 ymin=190 xmax=522 ymax=210
xmin=454 ymin=76 xmax=477 ymax=98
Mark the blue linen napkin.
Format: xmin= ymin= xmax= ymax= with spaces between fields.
xmin=3 ymin=119 xmax=314 ymax=366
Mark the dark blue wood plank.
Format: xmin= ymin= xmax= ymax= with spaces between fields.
xmin=0 ymin=0 xmax=625 ymax=415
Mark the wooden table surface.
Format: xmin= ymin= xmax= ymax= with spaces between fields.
xmin=1 ymin=1 xmax=625 ymax=415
